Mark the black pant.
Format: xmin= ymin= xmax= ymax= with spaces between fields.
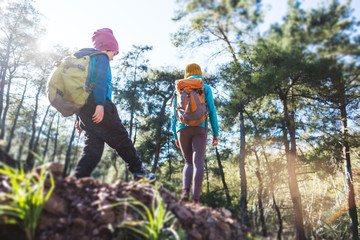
xmin=74 ymin=98 xmax=142 ymax=178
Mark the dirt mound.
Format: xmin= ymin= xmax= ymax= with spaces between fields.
xmin=0 ymin=163 xmax=247 ymax=240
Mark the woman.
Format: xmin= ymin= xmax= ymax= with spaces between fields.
xmin=171 ymin=63 xmax=219 ymax=204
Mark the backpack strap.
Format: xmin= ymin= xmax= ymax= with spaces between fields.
xmin=63 ymin=61 xmax=86 ymax=71
xmin=203 ymin=85 xmax=209 ymax=131
xmin=87 ymin=52 xmax=109 ymax=92
xmin=170 ymin=91 xmax=176 ymax=107
xmin=184 ymin=92 xmax=193 ymax=113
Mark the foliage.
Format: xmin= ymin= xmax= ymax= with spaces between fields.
xmin=0 ymin=0 xmax=359 ymax=239
xmin=0 ymin=163 xmax=55 ymax=240
xmin=109 ymin=187 xmax=185 ymax=240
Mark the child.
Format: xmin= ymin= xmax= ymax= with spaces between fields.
xmin=73 ymin=28 xmax=155 ymax=182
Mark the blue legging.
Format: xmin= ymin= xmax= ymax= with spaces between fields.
xmin=177 ymin=126 xmax=207 ymax=201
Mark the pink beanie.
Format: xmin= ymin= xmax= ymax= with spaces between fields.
xmin=92 ymin=28 xmax=119 ymax=52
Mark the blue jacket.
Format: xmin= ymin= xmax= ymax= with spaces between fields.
xmin=74 ymin=48 xmax=113 ymax=106
xmin=171 ymin=75 xmax=219 ymax=139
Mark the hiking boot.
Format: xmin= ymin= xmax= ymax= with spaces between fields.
xmin=180 ymin=190 xmax=190 ymax=202
xmin=133 ymin=168 xmax=156 ymax=183
xmin=192 ymin=198 xmax=199 ymax=205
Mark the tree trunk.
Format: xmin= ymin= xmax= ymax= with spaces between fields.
xmin=340 ymin=104 xmax=359 ymax=240
xmin=69 ymin=137 xmax=80 ymax=173
xmin=152 ymin=99 xmax=170 ymax=173
xmin=215 ymin=147 xmax=231 ymax=205
xmin=245 ymin=109 xmax=283 ymax=239
xmin=254 ymin=149 xmax=267 ymax=237
xmin=16 ymin=132 xmax=27 ymax=162
xmin=167 ymin=133 xmax=172 ymax=181
xmin=111 ymin=150 xmax=119 ymax=181
xmin=205 ymin=155 xmax=210 ymax=193
xmin=6 ymin=79 xmax=28 ymax=153
xmin=133 ymin=121 xmax=138 ymax=145
xmin=260 ymin=138 xmax=283 ymax=240
xmin=52 ymin=114 xmax=60 ymax=162
xmin=0 ymin=34 xmax=13 ymax=134
xmin=124 ymin=106 xmax=135 ymax=182
xmin=63 ymin=121 xmax=76 ymax=177
xmin=25 ymin=76 xmax=45 ymax=168
xmin=153 ymin=137 xmax=161 ymax=173
xmin=280 ymin=93 xmax=305 ymax=240
xmin=1 ymin=73 xmax=14 ymax=139
xmin=42 ymin=112 xmax=56 ymax=161
xmin=33 ymin=105 xmax=51 ymax=156
xmin=239 ymin=104 xmax=249 ymax=227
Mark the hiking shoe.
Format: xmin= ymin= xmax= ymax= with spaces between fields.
xmin=180 ymin=190 xmax=190 ymax=202
xmin=192 ymin=198 xmax=199 ymax=205
xmin=133 ymin=168 xmax=156 ymax=183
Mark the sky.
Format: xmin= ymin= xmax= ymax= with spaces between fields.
xmin=19 ymin=0 xmax=360 ymax=74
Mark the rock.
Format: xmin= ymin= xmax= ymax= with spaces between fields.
xmin=172 ymin=204 xmax=194 ymax=224
xmin=0 ymin=163 xmax=247 ymax=239
xmin=43 ymin=192 xmax=68 ymax=216
xmin=71 ymin=217 xmax=86 ymax=235
xmin=188 ymin=229 xmax=202 ymax=240
xmin=96 ymin=210 xmax=115 ymax=224
xmin=38 ymin=162 xmax=63 ymax=177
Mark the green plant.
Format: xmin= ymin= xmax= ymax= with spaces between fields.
xmin=0 ymin=163 xmax=55 ymax=240
xmin=108 ymin=187 xmax=184 ymax=240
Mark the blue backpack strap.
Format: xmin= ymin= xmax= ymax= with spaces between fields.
xmin=89 ymin=55 xmax=96 ymax=87
xmin=88 ymin=52 xmax=108 ymax=88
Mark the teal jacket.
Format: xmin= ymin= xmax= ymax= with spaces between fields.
xmin=170 ymin=75 xmax=219 ymax=140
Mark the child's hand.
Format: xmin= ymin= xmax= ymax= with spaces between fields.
xmin=75 ymin=121 xmax=82 ymax=136
xmin=92 ymin=105 xmax=104 ymax=124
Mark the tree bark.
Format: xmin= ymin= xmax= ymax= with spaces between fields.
xmin=16 ymin=132 xmax=27 ymax=162
xmin=111 ymin=150 xmax=119 ymax=181
xmin=152 ymin=96 xmax=171 ymax=173
xmin=33 ymin=105 xmax=51 ymax=156
xmin=51 ymin=114 xmax=60 ymax=162
xmin=6 ymin=79 xmax=28 ymax=152
xmin=215 ymin=147 xmax=231 ymax=205
xmin=245 ymin=109 xmax=283 ymax=239
xmin=25 ymin=77 xmax=44 ymax=168
xmin=205 ymin=154 xmax=210 ymax=193
xmin=69 ymin=137 xmax=80 ymax=174
xmin=63 ymin=121 xmax=76 ymax=178
xmin=340 ymin=103 xmax=359 ymax=240
xmin=0 ymin=34 xmax=13 ymax=134
xmin=254 ymin=149 xmax=267 ymax=237
xmin=280 ymin=91 xmax=305 ymax=240
xmin=167 ymin=133 xmax=172 ymax=181
xmin=239 ymin=104 xmax=249 ymax=227
xmin=125 ymin=105 xmax=135 ymax=182
xmin=42 ymin=112 xmax=56 ymax=161
xmin=1 ymin=72 xmax=14 ymax=139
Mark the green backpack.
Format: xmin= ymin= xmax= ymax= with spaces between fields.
xmin=46 ymin=52 xmax=107 ymax=117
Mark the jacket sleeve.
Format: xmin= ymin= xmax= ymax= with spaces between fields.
xmin=204 ymin=85 xmax=219 ymax=137
xmin=170 ymin=91 xmax=178 ymax=140
xmin=92 ymin=54 xmax=109 ymax=106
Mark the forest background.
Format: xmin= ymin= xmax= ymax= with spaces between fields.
xmin=0 ymin=0 xmax=360 ymax=239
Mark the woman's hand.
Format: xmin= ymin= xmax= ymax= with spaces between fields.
xmin=212 ymin=136 xmax=219 ymax=146
xmin=175 ymin=139 xmax=180 ymax=148
xmin=92 ymin=105 xmax=104 ymax=124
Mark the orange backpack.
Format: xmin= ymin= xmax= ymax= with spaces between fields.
xmin=171 ymin=78 xmax=208 ymax=126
